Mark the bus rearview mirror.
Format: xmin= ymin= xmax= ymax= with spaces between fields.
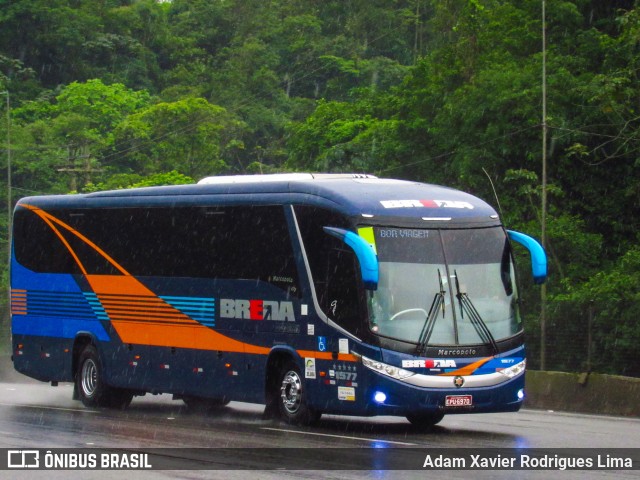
xmin=323 ymin=227 xmax=379 ymax=290
xmin=507 ymin=230 xmax=547 ymax=284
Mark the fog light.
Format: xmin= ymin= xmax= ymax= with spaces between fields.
xmin=374 ymin=391 xmax=387 ymax=404
xmin=517 ymin=389 xmax=525 ymax=400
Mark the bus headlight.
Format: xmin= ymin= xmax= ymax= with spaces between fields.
xmin=498 ymin=359 xmax=526 ymax=379
xmin=361 ymin=355 xmax=415 ymax=380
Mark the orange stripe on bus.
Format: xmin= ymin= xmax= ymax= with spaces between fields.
xmin=108 ymin=321 xmax=271 ymax=354
xmin=85 ymin=275 xmax=154 ymax=297
xmin=11 ymin=289 xmax=28 ymax=315
xmin=102 ymin=306 xmax=189 ymax=314
xmin=438 ymin=356 xmax=494 ymax=376
xmin=106 ymin=315 xmax=196 ymax=324
xmin=296 ymin=350 xmax=358 ymax=362
xmin=83 ymin=275 xmax=269 ymax=353
xmin=100 ymin=298 xmax=175 ymax=306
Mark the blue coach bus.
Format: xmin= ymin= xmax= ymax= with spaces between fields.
xmin=10 ymin=173 xmax=546 ymax=428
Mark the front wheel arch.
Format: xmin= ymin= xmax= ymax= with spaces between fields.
xmin=264 ymin=349 xmax=297 ymax=417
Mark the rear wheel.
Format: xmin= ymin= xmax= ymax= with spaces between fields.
xmin=278 ymin=362 xmax=321 ymax=425
xmin=76 ymin=344 xmax=132 ymax=409
xmin=406 ymin=411 xmax=445 ymax=429
xmin=108 ymin=388 xmax=134 ymax=409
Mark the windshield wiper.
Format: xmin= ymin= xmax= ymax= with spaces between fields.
xmin=416 ymin=269 xmax=446 ymax=356
xmin=454 ymin=270 xmax=499 ymax=354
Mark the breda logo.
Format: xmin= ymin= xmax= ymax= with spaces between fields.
xmin=220 ymin=299 xmax=295 ymax=322
xmin=401 ymin=359 xmax=457 ymax=369
xmin=380 ymin=199 xmax=474 ymax=209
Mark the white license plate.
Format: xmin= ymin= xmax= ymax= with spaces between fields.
xmin=445 ymin=395 xmax=473 ymax=407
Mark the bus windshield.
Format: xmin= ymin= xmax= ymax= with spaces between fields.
xmin=367 ymin=226 xmax=521 ymax=347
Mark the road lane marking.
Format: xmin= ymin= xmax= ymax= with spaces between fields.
xmin=261 ymin=427 xmax=417 ymax=446
xmin=0 ymin=402 xmax=98 ymax=413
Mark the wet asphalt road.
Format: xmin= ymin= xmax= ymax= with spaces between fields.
xmin=0 ymin=364 xmax=638 ymax=480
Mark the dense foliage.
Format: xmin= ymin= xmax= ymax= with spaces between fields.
xmin=1 ymin=0 xmax=638 ymax=375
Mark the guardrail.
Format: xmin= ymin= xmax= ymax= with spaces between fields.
xmin=525 ymin=370 xmax=640 ymax=417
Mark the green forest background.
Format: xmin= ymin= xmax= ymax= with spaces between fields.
xmin=0 ymin=0 xmax=639 ymax=377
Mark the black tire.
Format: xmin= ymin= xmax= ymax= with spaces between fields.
xmin=76 ymin=344 xmax=132 ymax=409
xmin=277 ymin=361 xmax=321 ymax=425
xmin=406 ymin=411 xmax=445 ymax=429
xmin=108 ymin=388 xmax=134 ymax=409
xmin=183 ymin=396 xmax=230 ymax=412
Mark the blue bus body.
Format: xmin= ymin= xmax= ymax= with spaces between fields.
xmin=10 ymin=174 xmax=545 ymax=426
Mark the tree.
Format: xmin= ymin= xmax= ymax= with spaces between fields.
xmin=112 ymin=97 xmax=246 ymax=178
xmin=555 ymin=245 xmax=640 ymax=377
xmin=83 ymin=170 xmax=194 ymax=192
xmin=286 ymin=96 xmax=405 ymax=174
xmin=11 ymin=79 xmax=151 ymax=191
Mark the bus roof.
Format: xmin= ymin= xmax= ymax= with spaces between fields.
xmin=16 ymin=174 xmax=500 ymax=226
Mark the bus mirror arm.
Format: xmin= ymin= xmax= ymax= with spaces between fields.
xmin=507 ymin=230 xmax=547 ymax=284
xmin=323 ymin=227 xmax=379 ymax=290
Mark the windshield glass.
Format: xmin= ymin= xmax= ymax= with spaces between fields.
xmin=367 ymin=226 xmax=520 ymax=346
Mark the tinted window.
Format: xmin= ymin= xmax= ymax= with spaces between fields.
xmin=13 ymin=205 xmax=299 ymax=294
xmin=14 ymin=209 xmax=83 ymax=275
xmin=294 ymin=206 xmax=366 ymax=335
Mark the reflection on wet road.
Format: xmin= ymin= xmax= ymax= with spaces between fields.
xmin=0 ymin=378 xmax=638 ymax=479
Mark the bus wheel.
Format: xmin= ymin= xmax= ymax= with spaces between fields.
xmin=76 ymin=344 xmax=132 ymax=409
xmin=406 ymin=411 xmax=445 ymax=429
xmin=108 ymin=388 xmax=134 ymax=410
xmin=278 ymin=362 xmax=320 ymax=425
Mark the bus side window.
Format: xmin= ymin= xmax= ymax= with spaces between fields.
xmin=323 ymin=248 xmax=362 ymax=335
xmin=13 ymin=208 xmax=83 ymax=274
xmin=294 ymin=205 xmax=369 ymax=336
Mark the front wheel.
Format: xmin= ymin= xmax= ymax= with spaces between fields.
xmin=406 ymin=411 xmax=445 ymax=429
xmin=278 ymin=362 xmax=321 ymax=425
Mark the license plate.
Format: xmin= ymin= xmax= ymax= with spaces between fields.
xmin=445 ymin=395 xmax=473 ymax=407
